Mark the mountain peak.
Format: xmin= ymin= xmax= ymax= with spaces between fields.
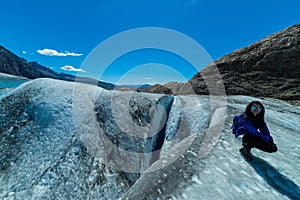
xmin=211 ymin=23 xmax=300 ymax=79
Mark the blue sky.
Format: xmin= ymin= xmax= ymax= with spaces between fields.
xmin=0 ymin=0 xmax=299 ymax=85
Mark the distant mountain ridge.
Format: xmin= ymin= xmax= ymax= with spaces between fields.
xmin=0 ymin=46 xmax=43 ymax=79
xmin=0 ymin=45 xmax=115 ymax=90
xmin=140 ymin=23 xmax=300 ymax=105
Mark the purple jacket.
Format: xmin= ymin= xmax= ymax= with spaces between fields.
xmin=232 ymin=114 xmax=272 ymax=142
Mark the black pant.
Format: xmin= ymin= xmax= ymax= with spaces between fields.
xmin=242 ymin=134 xmax=277 ymax=153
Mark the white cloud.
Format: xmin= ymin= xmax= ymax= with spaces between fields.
xmin=141 ymin=77 xmax=152 ymax=80
xmin=37 ymin=48 xmax=83 ymax=57
xmin=22 ymin=50 xmax=28 ymax=54
xmin=60 ymin=65 xmax=86 ymax=73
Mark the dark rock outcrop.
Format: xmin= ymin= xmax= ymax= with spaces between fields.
xmin=140 ymin=24 xmax=300 ymax=104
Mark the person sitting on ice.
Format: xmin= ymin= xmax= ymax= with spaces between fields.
xmin=232 ymin=101 xmax=277 ymax=161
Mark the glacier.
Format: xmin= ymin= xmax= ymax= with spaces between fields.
xmin=0 ymin=75 xmax=299 ymax=200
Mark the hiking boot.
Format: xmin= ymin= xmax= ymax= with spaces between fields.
xmin=239 ymin=147 xmax=253 ymax=161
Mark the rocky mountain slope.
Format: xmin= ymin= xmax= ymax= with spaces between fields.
xmin=140 ymin=24 xmax=300 ymax=105
xmin=0 ymin=46 xmax=43 ymax=79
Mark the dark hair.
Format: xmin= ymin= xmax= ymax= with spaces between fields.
xmin=245 ymin=101 xmax=265 ymax=129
